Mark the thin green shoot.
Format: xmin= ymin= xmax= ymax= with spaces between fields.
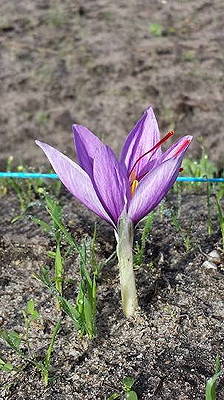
xmin=44 ymin=195 xmax=83 ymax=258
xmin=33 ymin=195 xmax=83 ymax=305
xmin=90 ymin=223 xmax=101 ymax=276
xmin=134 ymin=212 xmax=154 ymax=266
xmin=37 ymin=320 xmax=61 ymax=386
xmin=75 ymin=239 xmax=97 ymax=338
xmin=205 ymin=355 xmax=223 ymax=400
xmin=6 ymin=158 xmax=46 ymax=218
xmin=170 ymin=207 xmax=181 ymax=232
xmin=35 ymin=198 xmax=65 ymax=301
xmin=107 ymin=394 xmax=120 ymax=400
xmin=206 ymin=180 xmax=213 ymax=235
xmin=34 ymin=236 xmax=100 ymax=339
xmin=33 ymin=197 xmax=112 ymax=338
xmin=0 ymin=330 xmax=23 ymax=357
xmin=54 ymin=243 xmax=64 ymax=297
xmin=182 ymin=152 xmax=217 ymax=180
xmin=0 ymin=299 xmax=61 ymax=386
xmin=22 ymin=298 xmax=41 ymax=357
xmin=0 ymin=357 xmax=15 ymax=372
xmin=107 ymin=376 xmax=138 ymax=400
xmin=170 ymin=206 xmax=192 ymax=252
xmin=123 ymin=377 xmax=138 ymax=400
xmin=149 ymin=23 xmax=163 ymax=37
xmin=59 ymin=237 xmax=98 ymax=338
xmin=1 ymin=157 xmax=61 ymax=219
xmin=182 ymin=234 xmax=192 ymax=252
xmin=180 ymin=150 xmax=217 ymax=192
xmin=34 ymin=266 xmax=55 ymax=293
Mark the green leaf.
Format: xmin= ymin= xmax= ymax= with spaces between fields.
xmin=45 ymin=196 xmax=82 ymax=256
xmin=91 ymin=276 xmax=97 ymax=309
xmin=40 ymin=320 xmax=61 ymax=385
xmin=205 ymin=372 xmax=222 ymax=400
xmin=54 ymin=244 xmax=64 ymax=295
xmin=80 ymin=261 xmax=92 ymax=292
xmin=58 ymin=296 xmax=80 ymax=331
xmin=134 ymin=212 xmax=154 ymax=265
xmin=205 ymin=356 xmax=223 ymax=400
xmin=83 ymin=296 xmax=94 ymax=338
xmin=215 ymin=355 xmax=222 ymax=374
xmin=11 ymin=214 xmax=24 ymax=223
xmin=48 ymin=250 xmax=56 ymax=259
xmin=76 ymin=283 xmax=85 ymax=315
xmin=31 ymin=217 xmax=52 ymax=234
xmin=25 ymin=299 xmax=40 ymax=320
xmin=123 ymin=377 xmax=135 ymax=391
xmin=44 ymin=320 xmax=61 ymax=368
xmin=33 ymin=267 xmax=54 ymax=290
xmin=107 ymin=393 xmax=120 ymax=400
xmin=125 ymin=391 xmax=138 ymax=400
xmin=0 ymin=357 xmax=15 ymax=372
xmin=0 ymin=330 xmax=21 ymax=351
xmin=149 ymin=23 xmax=163 ymax=37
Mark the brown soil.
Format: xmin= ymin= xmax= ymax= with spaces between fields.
xmin=0 ymin=0 xmax=224 ymax=169
xmin=0 ymin=189 xmax=224 ymax=399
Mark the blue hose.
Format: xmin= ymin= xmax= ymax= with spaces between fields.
xmin=177 ymin=177 xmax=224 ymax=183
xmin=0 ymin=172 xmax=58 ymax=179
xmin=0 ymin=172 xmax=224 ymax=183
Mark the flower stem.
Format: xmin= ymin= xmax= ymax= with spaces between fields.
xmin=115 ymin=215 xmax=138 ymax=317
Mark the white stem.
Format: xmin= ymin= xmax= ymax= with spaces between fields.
xmin=115 ymin=215 xmax=138 ymax=317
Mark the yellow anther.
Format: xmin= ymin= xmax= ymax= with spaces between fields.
xmin=131 ymin=179 xmax=139 ymax=196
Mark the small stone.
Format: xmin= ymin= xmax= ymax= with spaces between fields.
xmin=208 ymin=250 xmax=221 ymax=264
xmin=201 ymin=260 xmax=217 ymax=270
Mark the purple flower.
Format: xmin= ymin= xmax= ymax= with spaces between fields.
xmin=36 ymin=107 xmax=192 ymax=228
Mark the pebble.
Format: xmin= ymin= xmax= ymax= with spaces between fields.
xmin=201 ymin=260 xmax=217 ymax=270
xmin=208 ymin=250 xmax=221 ymax=264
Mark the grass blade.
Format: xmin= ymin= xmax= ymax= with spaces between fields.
xmin=205 ymin=356 xmax=223 ymax=400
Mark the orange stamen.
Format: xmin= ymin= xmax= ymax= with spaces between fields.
xmin=131 ymin=179 xmax=139 ymax=196
xmin=128 ymin=130 xmax=174 ymax=178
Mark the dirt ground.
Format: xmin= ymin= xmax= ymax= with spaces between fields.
xmin=0 ymin=0 xmax=224 ymax=169
xmin=0 ymin=1 xmax=224 ymax=399
xmin=0 ymin=190 xmax=224 ymax=400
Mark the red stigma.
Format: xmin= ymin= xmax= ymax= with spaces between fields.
xmin=129 ymin=130 xmax=174 ymax=178
xmin=150 ymin=130 xmax=175 ymax=153
xmin=174 ymin=139 xmax=191 ymax=157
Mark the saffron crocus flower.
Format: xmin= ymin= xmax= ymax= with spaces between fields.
xmin=36 ymin=107 xmax=192 ymax=317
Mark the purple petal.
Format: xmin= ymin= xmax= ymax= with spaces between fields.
xmin=36 ymin=140 xmax=115 ymax=226
xmin=92 ymin=145 xmax=131 ymax=225
xmin=128 ymin=157 xmax=183 ymax=224
xmin=120 ymin=107 xmax=162 ymax=177
xmin=72 ymin=124 xmax=104 ymax=178
xmin=160 ymin=135 xmax=193 ymax=162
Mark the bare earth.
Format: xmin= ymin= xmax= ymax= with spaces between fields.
xmin=0 ymin=0 xmax=224 ymax=169
xmin=0 ymin=191 xmax=224 ymax=399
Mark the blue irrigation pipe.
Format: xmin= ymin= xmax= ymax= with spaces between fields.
xmin=0 ymin=172 xmax=58 ymax=179
xmin=177 ymin=177 xmax=224 ymax=183
xmin=0 ymin=171 xmax=224 ymax=183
